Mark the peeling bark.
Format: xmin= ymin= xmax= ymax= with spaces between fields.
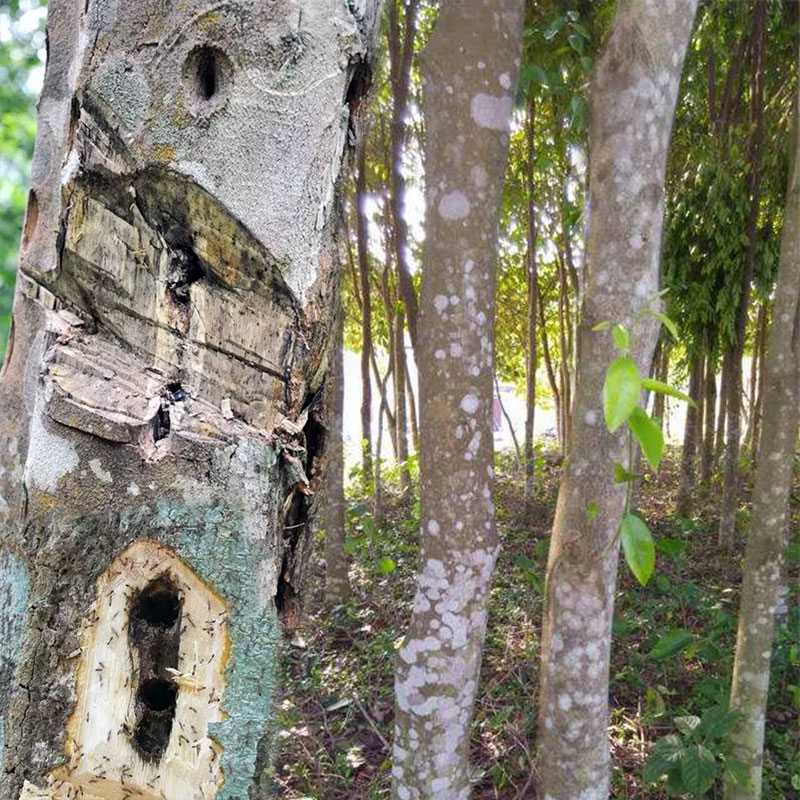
xmin=0 ymin=2 xmax=380 ymax=798
xmin=535 ymin=2 xmax=697 ymax=797
xmin=391 ymin=3 xmax=524 ymax=797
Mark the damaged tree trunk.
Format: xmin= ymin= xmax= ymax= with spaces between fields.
xmin=0 ymin=2 xmax=380 ymax=799
xmin=391 ymin=2 xmax=524 ymax=797
xmin=535 ymin=2 xmax=697 ymax=797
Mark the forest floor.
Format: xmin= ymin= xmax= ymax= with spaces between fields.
xmin=272 ymin=449 xmax=800 ymax=799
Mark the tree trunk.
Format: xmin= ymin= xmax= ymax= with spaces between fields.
xmin=356 ymin=140 xmax=374 ymax=480
xmin=677 ymin=354 xmax=703 ymax=516
xmin=391 ymin=3 xmax=524 ymax=797
xmin=405 ymin=364 xmax=419 ymax=454
xmin=719 ymin=0 xmax=767 ymax=547
xmin=537 ymin=273 xmax=561 ymax=444
xmin=536 ymin=3 xmax=696 ymax=798
xmin=725 ymin=75 xmax=800 ymax=799
xmin=653 ymin=341 xmax=670 ymax=426
xmin=716 ymin=351 xmax=730 ymax=467
xmin=394 ymin=311 xmax=412 ymax=497
xmin=0 ymin=2 xmax=380 ymax=798
xmin=701 ymin=351 xmax=718 ymax=487
xmin=387 ymin=0 xmax=421 ymax=356
xmin=524 ymin=96 xmax=538 ymax=505
xmin=324 ymin=320 xmax=350 ymax=606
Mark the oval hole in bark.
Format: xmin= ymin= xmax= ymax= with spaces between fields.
xmin=183 ymin=46 xmax=232 ymax=116
xmin=134 ymin=581 xmax=180 ymax=627
xmin=138 ymin=678 xmax=178 ymax=712
xmin=21 ymin=189 xmax=38 ymax=250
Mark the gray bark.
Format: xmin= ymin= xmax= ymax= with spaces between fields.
xmin=535 ymin=2 xmax=697 ymax=798
xmin=0 ymin=2 xmax=380 ymax=798
xmin=725 ymin=67 xmax=800 ymax=800
xmin=391 ymin=2 xmax=524 ymax=797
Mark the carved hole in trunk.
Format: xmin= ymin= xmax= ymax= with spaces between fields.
xmin=21 ymin=189 xmax=38 ymax=251
xmin=183 ymin=46 xmax=232 ymax=116
xmin=130 ymin=577 xmax=182 ymax=761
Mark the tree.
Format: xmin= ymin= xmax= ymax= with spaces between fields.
xmin=391 ymin=1 xmax=524 ymax=797
xmin=725 ymin=71 xmax=800 ymax=800
xmin=0 ymin=1 xmax=380 ymax=798
xmin=535 ymin=1 xmax=697 ymax=797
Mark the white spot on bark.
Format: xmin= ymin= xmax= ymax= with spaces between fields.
xmin=24 ymin=411 xmax=79 ymax=494
xmin=89 ymin=459 xmax=113 ymax=484
xmin=438 ymin=191 xmax=471 ymax=220
xmin=460 ymin=394 xmax=479 ymax=414
xmin=470 ymin=93 xmax=513 ymax=130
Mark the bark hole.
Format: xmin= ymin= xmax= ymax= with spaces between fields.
xmin=183 ymin=46 xmax=232 ymax=116
xmin=129 ymin=576 xmax=182 ymax=762
xmin=21 ymin=189 xmax=38 ymax=250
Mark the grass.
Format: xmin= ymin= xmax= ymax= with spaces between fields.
xmin=273 ymin=448 xmax=800 ymax=799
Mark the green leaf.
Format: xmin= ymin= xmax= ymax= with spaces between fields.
xmin=722 ymin=757 xmax=751 ymax=789
xmin=603 ymin=356 xmax=641 ymax=432
xmin=680 ymin=744 xmax=718 ymax=796
xmin=698 ymin=706 xmax=739 ymax=739
xmin=641 ymin=378 xmax=697 ymax=409
xmin=629 ymin=407 xmax=664 ymax=471
xmin=614 ymin=462 xmax=639 ymax=483
xmin=674 ymin=715 xmax=701 ymax=736
xmin=344 ymin=539 xmax=358 ymax=556
xmin=580 ymin=56 xmax=593 ymax=73
xmin=543 ymin=16 xmax=567 ymax=39
xmin=644 ymin=309 xmax=680 ymax=342
xmin=567 ymin=33 xmax=584 ymax=53
xmin=621 ymin=513 xmax=655 ymax=586
xmin=586 ymin=501 xmax=599 ymax=521
xmin=612 ymin=323 xmax=629 ymax=353
xmin=649 ymin=628 xmax=695 ymax=660
xmin=378 ymin=557 xmax=396 ymax=574
xmin=656 ymin=538 xmax=686 ymax=558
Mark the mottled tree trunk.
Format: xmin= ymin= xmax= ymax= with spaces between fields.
xmin=716 ymin=351 xmax=730 ymax=467
xmin=394 ymin=311 xmax=412 ymax=497
xmin=536 ymin=2 xmax=696 ymax=798
xmin=677 ymin=354 xmax=703 ymax=515
xmin=725 ymin=74 xmax=800 ymax=799
xmin=391 ymin=2 xmax=524 ymax=797
xmin=524 ymin=96 xmax=538 ymax=506
xmin=324 ymin=321 xmax=350 ymax=606
xmin=0 ymin=2 xmax=380 ymax=798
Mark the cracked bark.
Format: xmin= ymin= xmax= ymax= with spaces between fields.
xmin=0 ymin=2 xmax=380 ymax=799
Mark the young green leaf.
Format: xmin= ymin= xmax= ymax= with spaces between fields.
xmin=614 ymin=462 xmax=639 ymax=483
xmin=612 ymin=323 xmax=629 ymax=353
xmin=674 ymin=715 xmax=701 ymax=736
xmin=591 ymin=320 xmax=611 ymax=331
xmin=586 ymin=501 xmax=599 ymax=521
xmin=621 ymin=512 xmax=655 ymax=585
xmin=648 ymin=628 xmax=695 ymax=660
xmin=641 ymin=378 xmax=697 ymax=408
xmin=629 ymin=406 xmax=664 ymax=471
xmin=603 ymin=356 xmax=641 ymax=432
xmin=378 ymin=557 xmax=396 ymax=574
xmin=643 ymin=309 xmax=680 ymax=342
xmin=680 ymin=744 xmax=718 ymax=796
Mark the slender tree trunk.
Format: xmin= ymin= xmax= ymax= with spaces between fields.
xmin=537 ymin=275 xmax=561 ymax=444
xmin=719 ymin=0 xmax=766 ymax=547
xmin=677 ymin=355 xmax=703 ymax=515
xmin=0 ymin=2 xmax=380 ymax=798
xmin=743 ymin=304 xmax=762 ymax=452
xmin=653 ymin=341 xmax=670 ymax=426
xmin=405 ymin=364 xmax=419 ymax=453
xmin=725 ymin=77 xmax=800 ymax=798
xmin=716 ymin=352 xmax=730 ymax=468
xmin=356 ymin=140 xmax=374 ymax=480
xmin=752 ymin=303 xmax=768 ymax=457
xmin=536 ymin=4 xmax=696 ymax=798
xmin=324 ymin=320 xmax=350 ymax=606
xmin=394 ymin=311 xmax=412 ymax=497
xmin=387 ymin=0 xmax=421 ymax=355
xmin=391 ymin=4 xmax=524 ymax=797
xmin=495 ymin=373 xmax=522 ymax=466
xmin=524 ymin=96 xmax=538 ymax=504
xmin=701 ymin=352 xmax=718 ymax=487
xmin=557 ymin=256 xmax=571 ymax=455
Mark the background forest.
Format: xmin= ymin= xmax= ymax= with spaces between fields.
xmin=0 ymin=0 xmax=797 ymax=799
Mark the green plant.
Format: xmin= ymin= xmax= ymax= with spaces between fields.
xmin=643 ymin=705 xmax=748 ymax=796
xmin=594 ymin=313 xmax=695 ymax=585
